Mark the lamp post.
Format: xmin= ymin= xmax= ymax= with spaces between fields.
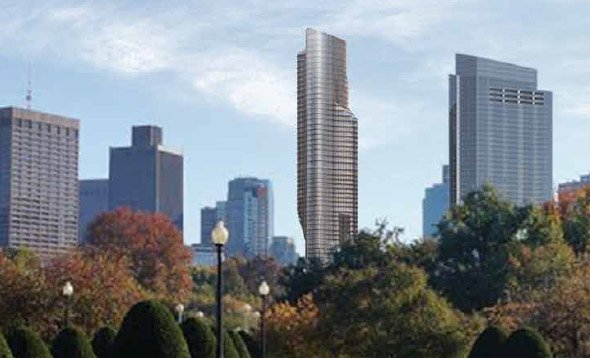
xmin=212 ymin=221 xmax=229 ymax=358
xmin=242 ymin=304 xmax=252 ymax=331
xmin=258 ymin=280 xmax=270 ymax=358
xmin=62 ymin=281 xmax=73 ymax=328
xmin=175 ymin=303 xmax=185 ymax=324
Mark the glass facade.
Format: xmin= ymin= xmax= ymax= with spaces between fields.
xmin=79 ymin=179 xmax=108 ymax=243
xmin=449 ymin=54 xmax=552 ymax=207
xmin=422 ymin=165 xmax=449 ymax=238
xmin=297 ymin=28 xmax=358 ymax=262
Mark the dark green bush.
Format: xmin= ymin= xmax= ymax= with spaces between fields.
xmin=0 ymin=332 xmax=13 ymax=358
xmin=224 ymin=330 xmax=239 ymax=358
xmin=111 ymin=300 xmax=190 ymax=358
xmin=51 ymin=326 xmax=95 ymax=358
xmin=180 ymin=317 xmax=215 ymax=358
xmin=468 ymin=325 xmax=508 ymax=358
xmin=502 ymin=327 xmax=552 ymax=358
xmin=238 ymin=330 xmax=260 ymax=358
xmin=91 ymin=326 xmax=116 ymax=358
xmin=6 ymin=327 xmax=51 ymax=358
xmin=229 ymin=330 xmax=250 ymax=358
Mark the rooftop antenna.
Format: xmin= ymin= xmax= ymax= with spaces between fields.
xmin=25 ymin=61 xmax=32 ymax=110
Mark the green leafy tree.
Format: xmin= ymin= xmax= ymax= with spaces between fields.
xmin=91 ymin=326 xmax=116 ymax=358
xmin=468 ymin=325 xmax=508 ymax=358
xmin=237 ymin=331 xmax=260 ymax=358
xmin=6 ymin=327 xmax=51 ymax=358
xmin=181 ymin=317 xmax=216 ymax=358
xmin=502 ymin=327 xmax=552 ymax=358
xmin=279 ymin=257 xmax=324 ymax=303
xmin=228 ymin=330 xmax=250 ymax=358
xmin=51 ymin=326 xmax=95 ymax=358
xmin=223 ymin=330 xmax=239 ymax=358
xmin=562 ymin=186 xmax=590 ymax=255
xmin=111 ymin=300 xmax=190 ymax=358
xmin=0 ymin=332 xmax=13 ymax=358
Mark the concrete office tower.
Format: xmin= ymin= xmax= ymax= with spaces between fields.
xmin=200 ymin=201 xmax=227 ymax=245
xmin=449 ymin=54 xmax=552 ymax=207
xmin=109 ymin=126 xmax=183 ymax=231
xmin=79 ymin=179 xmax=108 ymax=242
xmin=270 ymin=236 xmax=298 ymax=266
xmin=558 ymin=173 xmax=590 ymax=196
xmin=297 ymin=28 xmax=358 ymax=262
xmin=0 ymin=107 xmax=79 ymax=258
xmin=422 ymin=165 xmax=449 ymax=238
xmin=226 ymin=178 xmax=273 ymax=258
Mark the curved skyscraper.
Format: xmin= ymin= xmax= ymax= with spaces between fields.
xmin=297 ymin=28 xmax=358 ymax=262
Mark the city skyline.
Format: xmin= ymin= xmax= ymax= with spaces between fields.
xmin=1 ymin=1 xmax=590 ymax=254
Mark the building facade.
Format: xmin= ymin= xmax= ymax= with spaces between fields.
xmin=200 ymin=201 xmax=227 ymax=245
xmin=226 ymin=177 xmax=273 ymax=258
xmin=270 ymin=236 xmax=298 ymax=266
xmin=79 ymin=179 xmax=108 ymax=242
xmin=109 ymin=126 xmax=183 ymax=231
xmin=0 ymin=107 xmax=79 ymax=258
xmin=422 ymin=165 xmax=449 ymax=238
xmin=297 ymin=28 xmax=358 ymax=262
xmin=449 ymin=54 xmax=552 ymax=207
xmin=558 ymin=174 xmax=590 ymax=196
xmin=190 ymin=243 xmax=217 ymax=267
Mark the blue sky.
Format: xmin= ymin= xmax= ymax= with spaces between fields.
xmin=1 ymin=0 xmax=589 ymax=254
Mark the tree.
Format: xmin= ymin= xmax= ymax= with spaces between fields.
xmin=502 ymin=327 xmax=552 ymax=358
xmin=237 ymin=331 xmax=260 ymax=358
xmin=51 ymin=326 xmax=95 ymax=358
xmin=91 ymin=326 xmax=116 ymax=358
xmin=111 ymin=300 xmax=190 ymax=358
xmin=223 ymin=330 xmax=239 ymax=358
xmin=180 ymin=317 xmax=216 ymax=358
xmin=436 ymin=185 xmax=521 ymax=311
xmin=86 ymin=208 xmax=192 ymax=302
xmin=6 ymin=327 xmax=51 ymax=358
xmin=279 ymin=257 xmax=324 ymax=304
xmin=228 ymin=330 xmax=250 ymax=358
xmin=468 ymin=325 xmax=508 ymax=358
xmin=238 ymin=256 xmax=283 ymax=298
xmin=0 ymin=332 xmax=13 ymax=358
xmin=561 ymin=187 xmax=590 ymax=255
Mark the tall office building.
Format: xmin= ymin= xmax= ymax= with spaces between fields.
xmin=79 ymin=179 xmax=108 ymax=242
xmin=0 ymin=107 xmax=79 ymax=258
xmin=422 ymin=165 xmax=449 ymax=238
xmin=226 ymin=177 xmax=273 ymax=258
xmin=200 ymin=201 xmax=227 ymax=245
xmin=449 ymin=54 xmax=552 ymax=207
xmin=109 ymin=126 xmax=183 ymax=231
xmin=297 ymin=28 xmax=358 ymax=262
xmin=270 ymin=236 xmax=298 ymax=266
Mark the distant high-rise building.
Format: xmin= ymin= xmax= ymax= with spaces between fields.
xmin=200 ymin=201 xmax=227 ymax=245
xmin=297 ymin=28 xmax=358 ymax=262
xmin=190 ymin=243 xmax=217 ymax=267
xmin=558 ymin=174 xmax=590 ymax=196
xmin=0 ymin=107 xmax=79 ymax=258
xmin=79 ymin=179 xmax=108 ymax=242
xmin=270 ymin=236 xmax=298 ymax=266
xmin=109 ymin=126 xmax=183 ymax=231
xmin=226 ymin=177 xmax=273 ymax=258
xmin=449 ymin=54 xmax=552 ymax=207
xmin=422 ymin=165 xmax=449 ymax=238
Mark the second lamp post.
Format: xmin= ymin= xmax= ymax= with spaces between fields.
xmin=212 ymin=221 xmax=229 ymax=358
xmin=259 ymin=280 xmax=270 ymax=358
xmin=62 ymin=281 xmax=73 ymax=328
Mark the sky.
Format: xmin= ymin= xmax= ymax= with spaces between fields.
xmin=0 ymin=0 xmax=589 ymax=254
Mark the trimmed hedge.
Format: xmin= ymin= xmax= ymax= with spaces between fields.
xmin=0 ymin=332 xmax=13 ymax=358
xmin=229 ymin=330 xmax=251 ymax=358
xmin=468 ymin=325 xmax=508 ymax=358
xmin=111 ymin=300 xmax=190 ymax=358
xmin=502 ymin=327 xmax=552 ymax=358
xmin=6 ymin=327 xmax=51 ymax=358
xmin=238 ymin=330 xmax=260 ymax=358
xmin=91 ymin=326 xmax=116 ymax=358
xmin=180 ymin=317 xmax=216 ymax=358
xmin=224 ymin=330 xmax=239 ymax=358
xmin=51 ymin=326 xmax=95 ymax=358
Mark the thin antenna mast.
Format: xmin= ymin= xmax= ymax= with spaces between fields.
xmin=25 ymin=61 xmax=32 ymax=110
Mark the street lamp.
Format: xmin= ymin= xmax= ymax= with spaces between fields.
xmin=212 ymin=221 xmax=229 ymax=358
xmin=259 ymin=281 xmax=270 ymax=358
xmin=196 ymin=311 xmax=205 ymax=319
xmin=242 ymin=304 xmax=252 ymax=331
xmin=175 ymin=303 xmax=185 ymax=324
xmin=62 ymin=281 xmax=73 ymax=328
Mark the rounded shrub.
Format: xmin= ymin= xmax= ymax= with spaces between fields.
xmin=111 ymin=300 xmax=190 ymax=358
xmin=229 ymin=330 xmax=250 ymax=358
xmin=6 ymin=327 xmax=51 ymax=358
xmin=468 ymin=325 xmax=508 ymax=358
xmin=91 ymin=326 xmax=116 ymax=358
xmin=502 ymin=327 xmax=552 ymax=358
xmin=180 ymin=317 xmax=216 ymax=358
xmin=238 ymin=330 xmax=260 ymax=358
xmin=224 ymin=330 xmax=239 ymax=358
xmin=0 ymin=332 xmax=14 ymax=358
xmin=51 ymin=326 xmax=95 ymax=358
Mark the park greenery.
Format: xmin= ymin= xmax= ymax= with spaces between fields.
xmin=4 ymin=186 xmax=590 ymax=356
